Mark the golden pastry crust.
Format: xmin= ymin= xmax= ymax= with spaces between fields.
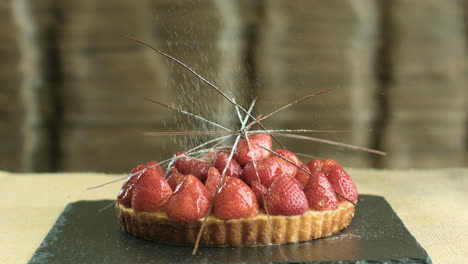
xmin=116 ymin=202 xmax=355 ymax=247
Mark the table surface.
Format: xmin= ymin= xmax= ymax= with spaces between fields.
xmin=1 ymin=168 xmax=467 ymax=264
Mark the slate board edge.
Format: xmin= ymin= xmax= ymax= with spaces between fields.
xmin=370 ymin=197 xmax=432 ymax=264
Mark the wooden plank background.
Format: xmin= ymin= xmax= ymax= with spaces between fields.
xmin=1 ymin=0 xmax=467 ymax=173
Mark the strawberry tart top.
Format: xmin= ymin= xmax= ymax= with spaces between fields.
xmin=117 ymin=134 xmax=358 ymax=221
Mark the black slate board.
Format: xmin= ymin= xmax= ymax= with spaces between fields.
xmin=29 ymin=195 xmax=431 ymax=264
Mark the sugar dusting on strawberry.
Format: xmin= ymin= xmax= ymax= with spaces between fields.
xmin=304 ymin=171 xmax=339 ymax=211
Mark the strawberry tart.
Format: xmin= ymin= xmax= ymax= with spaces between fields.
xmin=116 ymin=134 xmax=357 ymax=247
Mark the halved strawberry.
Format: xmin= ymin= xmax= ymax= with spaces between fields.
xmin=265 ymin=175 xmax=308 ymax=216
xmin=166 ymin=167 xmax=186 ymax=191
xmin=213 ymin=176 xmax=258 ymax=220
xmin=271 ymin=149 xmax=300 ymax=177
xmin=214 ymin=151 xmax=242 ymax=178
xmin=306 ymin=159 xmax=323 ymax=174
xmin=174 ymin=155 xmax=210 ymax=182
xmin=304 ymin=171 xmax=338 ymax=211
xmin=295 ymin=165 xmax=311 ymax=188
xmin=321 ymin=159 xmax=338 ymax=174
xmin=131 ymin=170 xmax=173 ymax=212
xmin=243 ymin=158 xmax=280 ymax=188
xmin=250 ymin=181 xmax=267 ymax=208
xmin=327 ymin=165 xmax=358 ymax=202
xmin=234 ymin=134 xmax=272 ymax=166
xmin=166 ymin=175 xmax=210 ymax=222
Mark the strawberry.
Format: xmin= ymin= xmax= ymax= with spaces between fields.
xmin=117 ymin=162 xmax=162 ymax=207
xmin=146 ymin=160 xmax=165 ymax=175
xmin=295 ymin=165 xmax=311 ymax=188
xmin=327 ymin=165 xmax=358 ymax=202
xmin=117 ymin=164 xmax=146 ymax=207
xmin=250 ymin=181 xmax=267 ymax=208
xmin=166 ymin=167 xmax=186 ymax=191
xmin=321 ymin=159 xmax=338 ymax=174
xmin=131 ymin=170 xmax=173 ymax=212
xmin=166 ymin=175 xmax=210 ymax=222
xmin=200 ymin=147 xmax=232 ymax=164
xmin=271 ymin=149 xmax=300 ymax=177
xmin=234 ymin=134 xmax=272 ymax=166
xmin=213 ymin=176 xmax=258 ymax=220
xmin=200 ymin=150 xmax=218 ymax=165
xmin=174 ymin=155 xmax=210 ymax=182
xmin=304 ymin=171 xmax=338 ymax=211
xmin=214 ymin=151 xmax=242 ymax=178
xmin=205 ymin=167 xmax=222 ymax=199
xmin=243 ymin=158 xmax=280 ymax=188
xmin=265 ymin=175 xmax=308 ymax=216
xmin=306 ymin=159 xmax=323 ymax=174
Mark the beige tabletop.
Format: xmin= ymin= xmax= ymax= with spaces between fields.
xmin=1 ymin=168 xmax=467 ymax=263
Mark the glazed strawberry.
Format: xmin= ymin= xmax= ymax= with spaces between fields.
xmin=321 ymin=159 xmax=338 ymax=174
xmin=205 ymin=167 xmax=223 ymax=199
xmin=131 ymin=170 xmax=173 ymax=212
xmin=213 ymin=176 xmax=258 ymax=220
xmin=214 ymin=151 xmax=242 ymax=178
xmin=295 ymin=165 xmax=311 ymax=188
xmin=243 ymin=158 xmax=280 ymax=188
xmin=200 ymin=147 xmax=232 ymax=164
xmin=304 ymin=171 xmax=338 ymax=211
xmin=234 ymin=134 xmax=272 ymax=166
xmin=166 ymin=175 xmax=210 ymax=222
xmin=166 ymin=167 xmax=185 ymax=191
xmin=174 ymin=155 xmax=210 ymax=182
xmin=117 ymin=162 xmax=162 ymax=207
xmin=117 ymin=164 xmax=145 ymax=207
xmin=306 ymin=159 xmax=323 ymax=174
xmin=250 ymin=181 xmax=267 ymax=208
xmin=200 ymin=149 xmax=218 ymax=165
xmin=265 ymin=175 xmax=308 ymax=216
xmin=146 ymin=160 xmax=164 ymax=175
xmin=327 ymin=165 xmax=358 ymax=202
xmin=271 ymin=149 xmax=300 ymax=177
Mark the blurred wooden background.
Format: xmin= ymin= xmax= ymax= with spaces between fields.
xmin=1 ymin=0 xmax=467 ymax=173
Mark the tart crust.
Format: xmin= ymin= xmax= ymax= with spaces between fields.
xmin=116 ymin=202 xmax=355 ymax=247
